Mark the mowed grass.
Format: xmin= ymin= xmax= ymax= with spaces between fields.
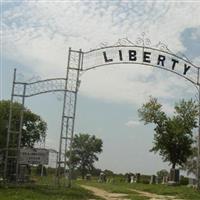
xmin=0 ymin=182 xmax=102 ymax=200
xmin=77 ymin=179 xmax=200 ymax=200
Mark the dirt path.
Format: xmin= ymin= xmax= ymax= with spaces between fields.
xmin=81 ymin=185 xmax=130 ymax=200
xmin=129 ymin=189 xmax=183 ymax=200
xmin=81 ymin=185 xmax=184 ymax=200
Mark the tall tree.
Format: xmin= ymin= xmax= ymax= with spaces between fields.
xmin=138 ymin=97 xmax=198 ymax=169
xmin=182 ymin=138 xmax=198 ymax=177
xmin=0 ymin=100 xmax=47 ymax=149
xmin=68 ymin=133 xmax=103 ymax=179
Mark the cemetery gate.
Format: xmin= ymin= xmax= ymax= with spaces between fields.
xmin=2 ymin=36 xmax=200 ymax=188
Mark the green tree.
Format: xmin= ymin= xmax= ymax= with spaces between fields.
xmin=182 ymin=138 xmax=197 ymax=177
xmin=138 ymin=97 xmax=198 ymax=169
xmin=0 ymin=100 xmax=47 ymax=148
xmin=68 ymin=133 xmax=103 ymax=179
xmin=156 ymin=169 xmax=169 ymax=179
xmin=104 ymin=169 xmax=114 ymax=177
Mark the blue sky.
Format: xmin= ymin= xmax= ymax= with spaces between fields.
xmin=1 ymin=0 xmax=200 ymax=175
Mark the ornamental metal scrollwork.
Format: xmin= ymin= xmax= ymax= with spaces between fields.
xmin=136 ymin=32 xmax=151 ymax=47
xmin=114 ymin=38 xmax=136 ymax=46
xmin=155 ymin=41 xmax=172 ymax=53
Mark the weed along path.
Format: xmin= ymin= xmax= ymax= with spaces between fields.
xmin=81 ymin=185 xmax=131 ymax=200
xmin=129 ymin=189 xmax=183 ymax=200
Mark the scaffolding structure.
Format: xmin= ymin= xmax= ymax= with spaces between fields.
xmin=3 ymin=48 xmax=83 ymax=186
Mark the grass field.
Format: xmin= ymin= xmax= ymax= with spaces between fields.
xmin=0 ymin=181 xmax=102 ymax=200
xmin=1 ymin=177 xmax=200 ymax=200
xmin=77 ymin=179 xmax=200 ymax=200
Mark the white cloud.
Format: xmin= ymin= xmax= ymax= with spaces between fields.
xmin=125 ymin=120 xmax=141 ymax=128
xmin=2 ymin=1 xmax=200 ymax=175
xmin=79 ymin=65 xmax=196 ymax=106
xmin=162 ymin=103 xmax=175 ymax=116
xmin=194 ymin=56 xmax=200 ymax=66
xmin=191 ymin=27 xmax=200 ymax=40
xmin=2 ymin=1 xmax=200 ymax=105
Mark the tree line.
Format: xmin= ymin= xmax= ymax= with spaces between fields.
xmin=0 ymin=98 xmax=198 ymax=179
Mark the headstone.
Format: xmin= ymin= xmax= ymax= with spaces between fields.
xmin=130 ymin=175 xmax=135 ymax=183
xmin=126 ymin=173 xmax=131 ymax=183
xmin=162 ymin=176 xmax=168 ymax=184
xmin=150 ymin=175 xmax=156 ymax=184
xmin=169 ymin=169 xmax=179 ymax=183
xmin=99 ymin=172 xmax=106 ymax=182
xmin=135 ymin=173 xmax=140 ymax=183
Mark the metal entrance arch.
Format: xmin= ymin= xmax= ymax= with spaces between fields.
xmin=3 ymin=38 xmax=200 ymax=188
xmin=81 ymin=42 xmax=200 ymax=188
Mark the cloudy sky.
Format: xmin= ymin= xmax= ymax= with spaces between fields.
xmin=1 ymin=0 xmax=200 ymax=175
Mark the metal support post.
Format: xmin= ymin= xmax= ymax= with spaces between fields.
xmin=67 ymin=49 xmax=82 ymax=188
xmin=57 ymin=48 xmax=82 ymax=187
xmin=64 ymin=117 xmax=69 ymax=183
xmin=16 ymin=83 xmax=26 ymax=181
xmin=197 ymin=85 xmax=200 ymax=190
xmin=41 ymin=134 xmax=46 ymax=177
xmin=4 ymin=68 xmax=16 ymax=181
xmin=57 ymin=48 xmax=71 ymax=185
